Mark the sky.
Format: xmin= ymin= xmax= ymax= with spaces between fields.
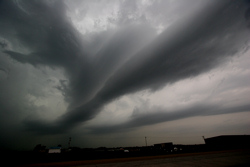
xmin=0 ymin=0 xmax=250 ymax=150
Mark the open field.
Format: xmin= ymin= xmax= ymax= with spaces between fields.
xmin=17 ymin=149 xmax=250 ymax=167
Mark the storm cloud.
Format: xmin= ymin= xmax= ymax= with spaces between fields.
xmin=0 ymin=0 xmax=250 ymax=149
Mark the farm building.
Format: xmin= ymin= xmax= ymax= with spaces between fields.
xmin=48 ymin=146 xmax=61 ymax=153
xmin=204 ymin=135 xmax=250 ymax=149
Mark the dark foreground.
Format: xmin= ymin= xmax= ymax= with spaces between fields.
xmin=13 ymin=149 xmax=250 ymax=167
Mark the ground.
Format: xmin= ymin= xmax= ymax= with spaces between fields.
xmin=18 ymin=149 xmax=250 ymax=167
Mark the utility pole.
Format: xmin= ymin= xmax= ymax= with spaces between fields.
xmin=202 ymin=136 xmax=205 ymax=143
xmin=68 ymin=137 xmax=71 ymax=148
xmin=145 ymin=136 xmax=147 ymax=147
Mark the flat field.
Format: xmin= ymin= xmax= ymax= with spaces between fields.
xmin=18 ymin=149 xmax=250 ymax=167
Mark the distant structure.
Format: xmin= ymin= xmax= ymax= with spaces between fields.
xmin=204 ymin=135 xmax=250 ymax=149
xmin=33 ymin=144 xmax=46 ymax=153
xmin=154 ymin=142 xmax=173 ymax=151
xmin=48 ymin=146 xmax=61 ymax=153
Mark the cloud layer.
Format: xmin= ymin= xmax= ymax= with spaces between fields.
xmin=0 ymin=0 xmax=250 ymax=149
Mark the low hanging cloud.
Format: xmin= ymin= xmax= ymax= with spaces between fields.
xmin=89 ymin=100 xmax=250 ymax=134
xmin=0 ymin=0 xmax=250 ymax=140
xmin=56 ymin=0 xmax=250 ymax=132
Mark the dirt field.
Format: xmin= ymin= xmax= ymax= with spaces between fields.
xmin=18 ymin=149 xmax=250 ymax=167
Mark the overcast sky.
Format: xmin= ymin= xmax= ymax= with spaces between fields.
xmin=0 ymin=0 xmax=250 ymax=150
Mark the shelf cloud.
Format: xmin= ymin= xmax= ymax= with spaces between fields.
xmin=0 ymin=0 xmax=250 ymax=149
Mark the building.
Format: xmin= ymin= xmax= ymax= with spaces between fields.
xmin=48 ymin=146 xmax=61 ymax=153
xmin=204 ymin=135 xmax=250 ymax=150
xmin=154 ymin=142 xmax=173 ymax=151
xmin=33 ymin=144 xmax=46 ymax=153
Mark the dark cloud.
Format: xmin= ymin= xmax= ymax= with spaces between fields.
xmin=55 ymin=0 xmax=250 ymax=130
xmin=99 ymin=1 xmax=248 ymax=94
xmin=0 ymin=0 xmax=88 ymax=68
xmin=0 ymin=0 xmax=250 ymax=149
xmin=89 ymin=102 xmax=250 ymax=134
